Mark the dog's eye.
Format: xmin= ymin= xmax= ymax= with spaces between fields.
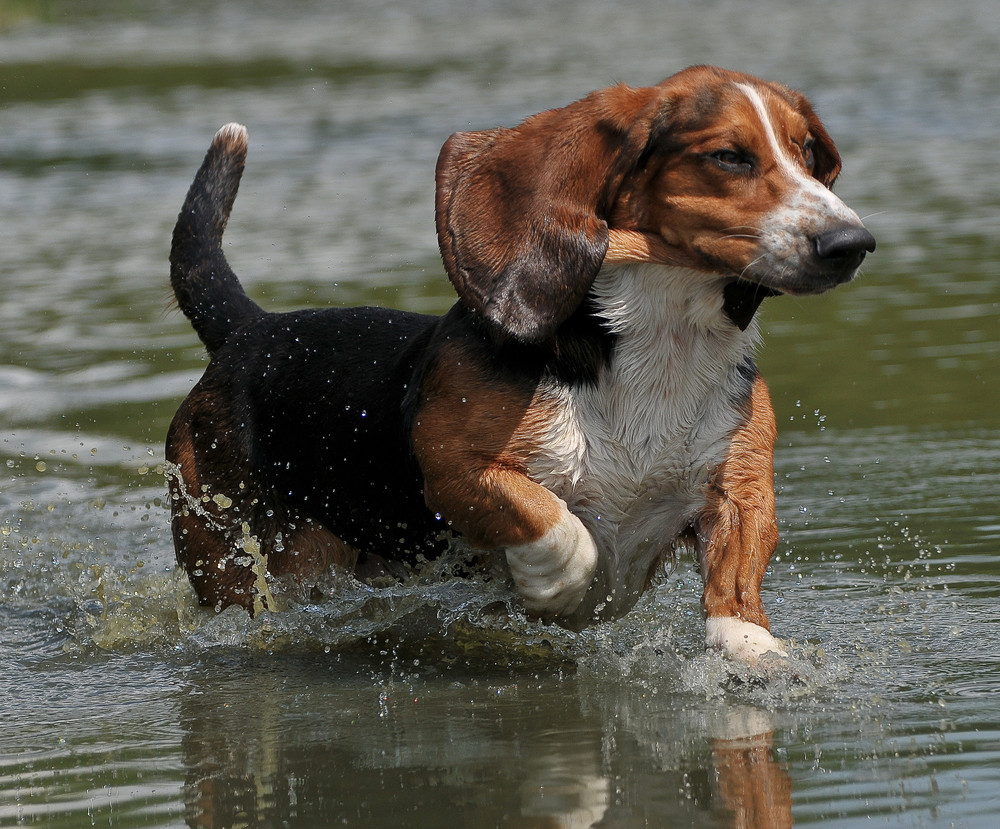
xmin=708 ymin=149 xmax=753 ymax=172
xmin=802 ymin=137 xmax=816 ymax=169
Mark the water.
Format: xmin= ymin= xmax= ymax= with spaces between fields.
xmin=1 ymin=0 xmax=999 ymax=825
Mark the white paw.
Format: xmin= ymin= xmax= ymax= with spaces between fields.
xmin=705 ymin=616 xmax=788 ymax=661
xmin=506 ymin=508 xmax=598 ymax=617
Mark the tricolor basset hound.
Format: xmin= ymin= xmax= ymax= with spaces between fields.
xmin=166 ymin=65 xmax=874 ymax=661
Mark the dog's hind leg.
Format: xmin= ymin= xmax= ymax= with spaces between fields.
xmin=166 ymin=388 xmax=358 ymax=614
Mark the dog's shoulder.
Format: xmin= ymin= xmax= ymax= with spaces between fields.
xmin=404 ymin=300 xmax=615 ymax=419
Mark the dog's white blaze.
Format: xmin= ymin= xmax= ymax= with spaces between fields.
xmin=736 ymin=84 xmax=801 ymax=175
xmin=526 ymin=264 xmax=757 ymax=619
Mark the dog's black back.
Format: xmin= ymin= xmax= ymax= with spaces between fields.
xmin=242 ymin=306 xmax=443 ymax=556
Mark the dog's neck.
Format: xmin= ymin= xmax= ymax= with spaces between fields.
xmin=509 ymin=263 xmax=765 ymax=393
xmin=590 ymin=262 xmax=761 ymax=352
xmin=574 ymin=263 xmax=760 ymax=442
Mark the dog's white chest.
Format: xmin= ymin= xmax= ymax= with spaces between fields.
xmin=527 ymin=266 xmax=756 ymax=592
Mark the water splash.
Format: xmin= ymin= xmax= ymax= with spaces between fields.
xmin=4 ymin=455 xmax=871 ymax=712
xmin=162 ymin=460 xmax=277 ymax=614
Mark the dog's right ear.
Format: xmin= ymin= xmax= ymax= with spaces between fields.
xmin=434 ymin=87 xmax=657 ymax=345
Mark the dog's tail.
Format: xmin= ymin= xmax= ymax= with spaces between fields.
xmin=170 ymin=123 xmax=264 ymax=356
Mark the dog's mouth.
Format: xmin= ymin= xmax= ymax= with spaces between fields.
xmin=744 ymin=261 xmax=864 ymax=298
xmin=723 ymin=251 xmax=866 ymax=329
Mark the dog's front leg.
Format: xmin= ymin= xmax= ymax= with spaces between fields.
xmin=426 ymin=462 xmax=598 ymax=619
xmin=495 ymin=483 xmax=599 ymax=619
xmin=411 ymin=351 xmax=598 ymax=619
xmin=697 ymin=376 xmax=787 ymax=661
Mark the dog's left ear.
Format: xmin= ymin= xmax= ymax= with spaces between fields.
xmin=789 ymin=90 xmax=842 ymax=187
xmin=435 ymin=87 xmax=655 ymax=344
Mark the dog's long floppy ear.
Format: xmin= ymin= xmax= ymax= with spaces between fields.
xmin=435 ymin=87 xmax=655 ymax=344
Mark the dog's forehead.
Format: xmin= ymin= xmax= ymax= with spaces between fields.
xmin=655 ymin=70 xmax=808 ymax=139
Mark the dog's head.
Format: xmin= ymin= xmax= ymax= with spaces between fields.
xmin=435 ymin=65 xmax=874 ymax=343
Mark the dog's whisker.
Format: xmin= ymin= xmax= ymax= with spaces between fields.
xmin=859 ymin=211 xmax=888 ymax=222
xmin=720 ymin=224 xmax=766 ymax=234
xmin=738 ymin=254 xmax=769 ymax=280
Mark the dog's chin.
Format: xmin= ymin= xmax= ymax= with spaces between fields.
xmin=745 ymin=268 xmax=859 ymax=297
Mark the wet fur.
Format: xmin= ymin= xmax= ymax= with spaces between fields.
xmin=166 ymin=68 xmax=873 ymax=660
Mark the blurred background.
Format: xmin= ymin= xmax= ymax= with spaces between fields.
xmin=1 ymin=1 xmax=998 ymax=827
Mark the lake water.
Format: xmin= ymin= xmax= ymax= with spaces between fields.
xmin=1 ymin=0 xmax=999 ymax=826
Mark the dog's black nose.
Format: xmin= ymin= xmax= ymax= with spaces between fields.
xmin=814 ymin=225 xmax=877 ymax=269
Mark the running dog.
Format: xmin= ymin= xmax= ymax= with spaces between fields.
xmin=166 ymin=66 xmax=874 ymax=660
